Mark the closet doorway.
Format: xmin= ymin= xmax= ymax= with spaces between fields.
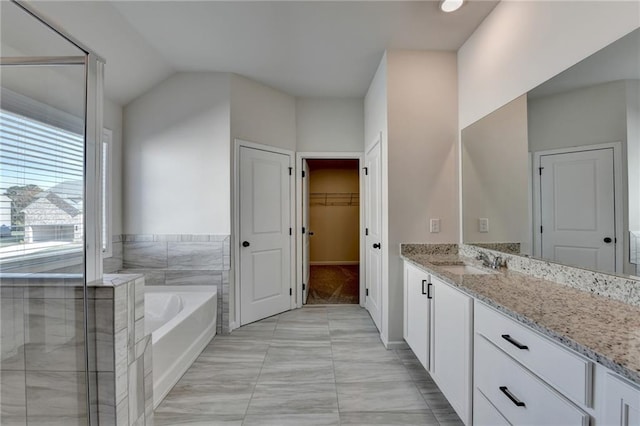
xmin=296 ymin=153 xmax=364 ymax=307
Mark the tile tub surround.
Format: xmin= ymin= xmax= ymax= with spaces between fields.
xmin=400 ymin=248 xmax=640 ymax=386
xmin=104 ymin=234 xmax=124 ymax=274
xmin=107 ymin=274 xmax=155 ymax=426
xmin=121 ymin=234 xmax=230 ymax=334
xmin=154 ymin=305 xmax=462 ymax=426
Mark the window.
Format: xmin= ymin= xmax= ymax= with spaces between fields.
xmin=0 ymin=89 xmax=112 ymax=271
xmin=0 ymin=107 xmax=84 ymax=269
xmin=102 ymin=128 xmax=112 ymax=257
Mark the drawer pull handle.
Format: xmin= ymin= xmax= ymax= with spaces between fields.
xmin=499 ymin=386 xmax=526 ymax=407
xmin=422 ymin=280 xmax=427 ymax=295
xmin=501 ymin=334 xmax=529 ymax=350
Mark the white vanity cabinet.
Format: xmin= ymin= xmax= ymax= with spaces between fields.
xmin=430 ymin=274 xmax=473 ymax=425
xmin=601 ymin=373 xmax=640 ymax=426
xmin=403 ymin=261 xmax=473 ymax=425
xmin=403 ymin=261 xmax=432 ymax=370
xmin=474 ymin=302 xmax=591 ymax=425
xmin=402 ymin=259 xmax=640 ymax=426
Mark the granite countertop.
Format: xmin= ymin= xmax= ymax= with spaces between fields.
xmin=401 ymin=252 xmax=640 ymax=386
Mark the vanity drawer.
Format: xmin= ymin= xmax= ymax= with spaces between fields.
xmin=475 ymin=335 xmax=589 ymax=426
xmin=474 ymin=388 xmax=510 ymax=426
xmin=475 ymin=301 xmax=592 ymax=406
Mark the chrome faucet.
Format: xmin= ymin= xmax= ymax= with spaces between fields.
xmin=476 ymin=252 xmax=503 ymax=269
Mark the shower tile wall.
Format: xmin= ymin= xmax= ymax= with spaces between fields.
xmin=120 ymin=234 xmax=230 ymax=334
xmin=0 ymin=278 xmax=93 ymax=426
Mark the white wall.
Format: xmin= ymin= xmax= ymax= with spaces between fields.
xmin=458 ymin=1 xmax=640 ymax=129
xmin=296 ymin=98 xmax=364 ymax=152
xmin=123 ymin=72 xmax=231 ymax=235
xmin=386 ymin=50 xmax=458 ymax=344
xmin=528 ymin=81 xmax=628 ymax=153
xmin=230 ymin=74 xmax=296 ymax=151
xmin=462 ymin=95 xmax=529 ymax=249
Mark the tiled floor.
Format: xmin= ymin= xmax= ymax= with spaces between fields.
xmin=154 ymin=305 xmax=463 ymax=426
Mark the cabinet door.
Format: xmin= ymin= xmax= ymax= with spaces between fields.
xmin=403 ymin=262 xmax=430 ymax=370
xmin=432 ymin=276 xmax=473 ymax=425
xmin=602 ymin=373 xmax=640 ymax=426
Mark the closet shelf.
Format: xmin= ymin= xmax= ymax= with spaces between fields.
xmin=310 ymin=192 xmax=359 ymax=207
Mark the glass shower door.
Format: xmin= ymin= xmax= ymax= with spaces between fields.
xmin=0 ymin=1 xmax=102 ymax=425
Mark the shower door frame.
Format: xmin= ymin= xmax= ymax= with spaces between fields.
xmin=1 ymin=1 xmax=106 ymax=424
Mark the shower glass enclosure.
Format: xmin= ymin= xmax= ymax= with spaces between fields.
xmin=1 ymin=1 xmax=104 ymax=424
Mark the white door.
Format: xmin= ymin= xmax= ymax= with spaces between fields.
xmin=302 ymin=159 xmax=310 ymax=304
xmin=540 ymin=148 xmax=616 ymax=273
xmin=365 ymin=138 xmax=383 ymax=331
xmin=240 ymin=146 xmax=292 ymax=325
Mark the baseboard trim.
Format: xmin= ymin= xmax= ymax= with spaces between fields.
xmin=310 ymin=261 xmax=360 ymax=266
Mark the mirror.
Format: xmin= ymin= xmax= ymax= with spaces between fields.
xmin=462 ymin=28 xmax=640 ymax=277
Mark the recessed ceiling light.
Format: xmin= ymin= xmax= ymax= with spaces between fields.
xmin=440 ymin=0 xmax=464 ymax=13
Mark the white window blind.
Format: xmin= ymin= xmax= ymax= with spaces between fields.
xmin=0 ymin=108 xmax=84 ymax=264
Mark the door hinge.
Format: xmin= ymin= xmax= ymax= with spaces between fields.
xmin=539 ymin=167 xmax=544 ymax=176
xmin=289 ymin=167 xmax=292 ymax=176
xmin=363 ymin=167 xmax=368 ymax=176
xmin=302 ymin=227 xmax=306 ymax=234
xmin=302 ymin=283 xmax=306 ymax=291
xmin=289 ymin=228 xmax=292 ymax=236
xmin=365 ymin=288 xmax=369 ymax=296
xmin=540 ymin=225 xmax=543 ymax=233
xmin=289 ymin=288 xmax=292 ymax=296
xmin=365 ymin=228 xmax=369 ymax=236
xmin=302 ymin=170 xmax=306 ymax=178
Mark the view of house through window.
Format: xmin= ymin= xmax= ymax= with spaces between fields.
xmin=0 ymin=108 xmax=85 ymax=269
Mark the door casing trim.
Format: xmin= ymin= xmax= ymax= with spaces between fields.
xmin=295 ymin=151 xmax=365 ymax=308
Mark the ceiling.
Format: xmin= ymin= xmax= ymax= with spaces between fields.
xmin=22 ymin=1 xmax=499 ymax=106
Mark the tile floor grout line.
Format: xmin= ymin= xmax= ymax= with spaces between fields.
xmin=240 ymin=312 xmax=278 ymax=425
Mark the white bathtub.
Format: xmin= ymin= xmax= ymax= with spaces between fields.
xmin=145 ymin=286 xmax=217 ymax=408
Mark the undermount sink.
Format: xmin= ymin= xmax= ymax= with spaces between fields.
xmin=438 ymin=264 xmax=497 ymax=275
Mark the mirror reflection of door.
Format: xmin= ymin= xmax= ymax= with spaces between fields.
xmin=537 ymin=147 xmax=617 ymax=273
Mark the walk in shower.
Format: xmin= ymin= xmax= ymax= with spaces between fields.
xmin=1 ymin=1 xmax=105 ymax=424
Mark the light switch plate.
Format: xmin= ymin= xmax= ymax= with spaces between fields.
xmin=479 ymin=218 xmax=489 ymax=233
xmin=430 ymin=218 xmax=441 ymax=233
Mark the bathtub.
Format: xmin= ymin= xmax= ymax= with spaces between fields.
xmin=145 ymin=286 xmax=217 ymax=408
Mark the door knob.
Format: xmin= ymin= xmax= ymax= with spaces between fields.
xmin=373 ymin=243 xmax=381 ymax=249
xmin=604 ymin=237 xmax=612 ymax=243
xmin=242 ymin=241 xmax=250 ymax=247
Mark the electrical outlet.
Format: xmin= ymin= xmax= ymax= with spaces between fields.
xmin=479 ymin=218 xmax=489 ymax=233
xmin=430 ymin=218 xmax=441 ymax=233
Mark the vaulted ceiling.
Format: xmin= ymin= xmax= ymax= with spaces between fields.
xmin=22 ymin=1 xmax=498 ymax=105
